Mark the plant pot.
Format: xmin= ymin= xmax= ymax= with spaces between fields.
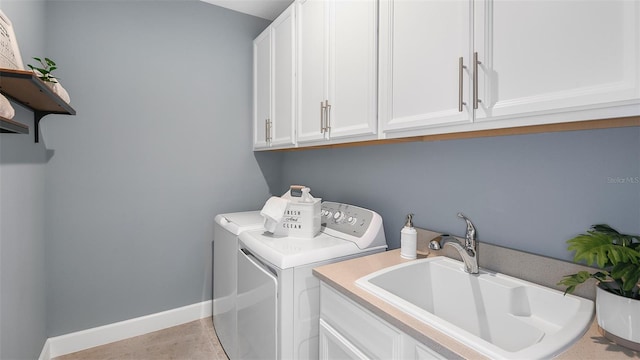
xmin=596 ymin=283 xmax=640 ymax=350
xmin=44 ymin=81 xmax=71 ymax=104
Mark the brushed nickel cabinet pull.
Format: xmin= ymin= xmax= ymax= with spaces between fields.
xmin=473 ymin=52 xmax=482 ymax=110
xmin=320 ymin=101 xmax=325 ymax=133
xmin=265 ymin=118 xmax=272 ymax=144
xmin=459 ymin=57 xmax=467 ymax=112
xmin=325 ymin=101 xmax=331 ymax=134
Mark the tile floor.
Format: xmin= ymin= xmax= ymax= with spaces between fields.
xmin=53 ymin=318 xmax=229 ymax=360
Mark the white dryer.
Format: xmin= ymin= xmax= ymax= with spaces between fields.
xmin=237 ymin=201 xmax=387 ymax=360
xmin=212 ymin=211 xmax=264 ymax=359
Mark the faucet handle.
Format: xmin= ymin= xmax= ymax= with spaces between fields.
xmin=457 ymin=213 xmax=476 ymax=248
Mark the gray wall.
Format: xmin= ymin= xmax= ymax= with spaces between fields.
xmin=0 ymin=0 xmax=47 ymax=359
xmin=0 ymin=1 xmax=48 ymax=359
xmin=277 ymin=127 xmax=640 ymax=261
xmin=42 ymin=1 xmax=270 ymax=336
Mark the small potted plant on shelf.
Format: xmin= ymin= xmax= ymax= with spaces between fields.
xmin=558 ymin=224 xmax=640 ymax=350
xmin=27 ymin=56 xmax=70 ymax=104
xmin=27 ymin=57 xmax=58 ymax=84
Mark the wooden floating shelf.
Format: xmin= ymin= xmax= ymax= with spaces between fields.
xmin=0 ymin=68 xmax=76 ymax=142
xmin=0 ymin=116 xmax=29 ymax=134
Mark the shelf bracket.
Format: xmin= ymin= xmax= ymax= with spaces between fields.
xmin=34 ymin=111 xmax=47 ymax=143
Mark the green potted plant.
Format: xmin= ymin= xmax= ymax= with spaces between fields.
xmin=26 ymin=57 xmax=70 ymax=104
xmin=558 ymin=224 xmax=640 ymax=350
xmin=27 ymin=57 xmax=58 ymax=83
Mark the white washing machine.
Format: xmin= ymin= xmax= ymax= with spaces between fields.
xmin=213 ymin=211 xmax=264 ymax=359
xmin=237 ymin=201 xmax=387 ymax=360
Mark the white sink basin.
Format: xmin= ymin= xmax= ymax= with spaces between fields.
xmin=356 ymin=257 xmax=594 ymax=359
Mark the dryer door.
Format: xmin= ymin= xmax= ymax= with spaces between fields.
xmin=237 ymin=248 xmax=278 ymax=359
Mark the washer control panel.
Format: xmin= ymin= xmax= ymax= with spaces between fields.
xmin=321 ymin=201 xmax=374 ymax=238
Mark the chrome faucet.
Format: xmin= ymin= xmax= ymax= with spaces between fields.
xmin=429 ymin=213 xmax=478 ymax=274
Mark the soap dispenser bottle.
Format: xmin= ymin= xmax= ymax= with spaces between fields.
xmin=400 ymin=213 xmax=417 ymax=259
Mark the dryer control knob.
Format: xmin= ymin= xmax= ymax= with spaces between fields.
xmin=333 ymin=211 xmax=345 ymax=223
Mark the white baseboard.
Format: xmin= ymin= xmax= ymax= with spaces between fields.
xmin=40 ymin=300 xmax=212 ymax=360
xmin=38 ymin=339 xmax=51 ymax=360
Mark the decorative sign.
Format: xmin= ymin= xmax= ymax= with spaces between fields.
xmin=0 ymin=10 xmax=23 ymax=70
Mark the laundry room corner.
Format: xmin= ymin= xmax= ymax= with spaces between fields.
xmin=38 ymin=0 xmax=272 ymax=340
xmin=253 ymin=150 xmax=284 ymax=196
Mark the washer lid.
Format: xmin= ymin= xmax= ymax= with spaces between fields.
xmin=215 ymin=211 xmax=264 ymax=235
xmin=239 ymin=229 xmax=378 ymax=269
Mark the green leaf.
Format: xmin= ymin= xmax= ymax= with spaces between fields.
xmin=611 ymin=263 xmax=640 ymax=292
xmin=591 ymin=224 xmax=640 ymax=246
xmin=592 ymin=271 xmax=610 ymax=282
xmin=591 ymin=224 xmax=621 ymax=235
xmin=567 ymin=231 xmax=640 ymax=268
xmin=557 ymin=271 xmax=594 ymax=294
xmin=30 ymin=67 xmax=47 ymax=74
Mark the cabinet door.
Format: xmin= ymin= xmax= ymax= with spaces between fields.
xmin=327 ymin=0 xmax=378 ymax=140
xmin=321 ymin=283 xmax=403 ymax=359
xmin=271 ymin=5 xmax=296 ymax=148
xmin=474 ymin=0 xmax=640 ymax=122
xmin=296 ymin=0 xmax=328 ymax=143
xmin=414 ymin=342 xmax=447 ymax=360
xmin=319 ymin=319 xmax=369 ymax=360
xmin=380 ymin=0 xmax=472 ymax=135
xmin=253 ymin=27 xmax=271 ymax=149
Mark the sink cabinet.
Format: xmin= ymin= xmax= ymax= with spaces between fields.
xmin=295 ymin=0 xmax=378 ymax=145
xmin=319 ymin=282 xmax=446 ymax=360
xmin=379 ymin=0 xmax=640 ymax=138
xmin=253 ymin=5 xmax=296 ymax=150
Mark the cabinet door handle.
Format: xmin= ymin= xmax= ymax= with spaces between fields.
xmin=325 ymin=101 xmax=331 ymax=135
xmin=458 ymin=57 xmax=467 ymax=112
xmin=320 ymin=101 xmax=325 ymax=133
xmin=473 ymin=52 xmax=482 ymax=110
xmin=265 ymin=118 xmax=272 ymax=144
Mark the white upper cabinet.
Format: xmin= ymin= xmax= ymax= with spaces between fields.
xmin=379 ymin=0 xmax=473 ymax=134
xmin=271 ymin=6 xmax=296 ymax=147
xmin=255 ymin=0 xmax=640 ymax=150
xmin=474 ymin=0 xmax=640 ymax=124
xmin=296 ymin=0 xmax=378 ymax=145
xmin=330 ymin=0 xmax=378 ymax=141
xmin=380 ymin=0 xmax=640 ymax=138
xmin=253 ymin=27 xmax=271 ymax=149
xmin=253 ymin=5 xmax=296 ymax=150
xmin=296 ymin=0 xmax=327 ymax=144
